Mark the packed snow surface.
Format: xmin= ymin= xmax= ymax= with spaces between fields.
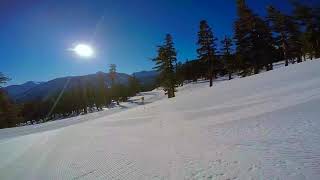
xmin=1 ymin=60 xmax=320 ymax=180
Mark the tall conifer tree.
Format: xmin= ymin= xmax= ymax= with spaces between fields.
xmin=235 ymin=0 xmax=275 ymax=75
xmin=152 ymin=34 xmax=177 ymax=98
xmin=221 ymin=36 xmax=234 ymax=80
xmin=197 ymin=20 xmax=218 ymax=87
xmin=292 ymin=2 xmax=319 ymax=59
xmin=109 ymin=64 xmax=117 ymax=85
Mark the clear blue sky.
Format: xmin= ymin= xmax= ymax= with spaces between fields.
xmin=0 ymin=0 xmax=317 ymax=86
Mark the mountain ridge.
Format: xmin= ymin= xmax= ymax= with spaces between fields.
xmin=4 ymin=70 xmax=158 ymax=103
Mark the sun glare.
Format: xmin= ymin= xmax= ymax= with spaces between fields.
xmin=72 ymin=44 xmax=94 ymax=58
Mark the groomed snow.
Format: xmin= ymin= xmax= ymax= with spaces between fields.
xmin=1 ymin=60 xmax=320 ymax=179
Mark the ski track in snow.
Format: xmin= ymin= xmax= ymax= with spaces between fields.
xmin=1 ymin=60 xmax=320 ymax=179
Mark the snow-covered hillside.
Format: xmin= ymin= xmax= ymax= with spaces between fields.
xmin=1 ymin=60 xmax=320 ymax=179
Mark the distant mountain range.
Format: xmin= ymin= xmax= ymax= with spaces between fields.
xmin=132 ymin=70 xmax=159 ymax=85
xmin=4 ymin=70 xmax=158 ymax=103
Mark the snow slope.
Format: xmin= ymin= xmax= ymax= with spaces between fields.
xmin=1 ymin=60 xmax=320 ymax=179
xmin=0 ymin=89 xmax=165 ymax=140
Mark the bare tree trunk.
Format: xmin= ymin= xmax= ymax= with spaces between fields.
xmin=209 ymin=63 xmax=214 ymax=87
xmin=171 ymin=87 xmax=175 ymax=98
xmin=282 ymin=40 xmax=288 ymax=66
xmin=297 ymin=56 xmax=302 ymax=63
xmin=253 ymin=64 xmax=259 ymax=74
xmin=167 ymin=87 xmax=175 ymax=98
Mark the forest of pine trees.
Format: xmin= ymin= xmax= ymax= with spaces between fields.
xmin=1 ymin=0 xmax=320 ymax=128
xmin=0 ymin=73 xmax=22 ymax=128
xmin=152 ymin=0 xmax=319 ymax=90
xmin=0 ymin=69 xmax=145 ymax=129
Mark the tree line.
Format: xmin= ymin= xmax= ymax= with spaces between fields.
xmin=152 ymin=0 xmax=320 ymax=98
xmin=0 ymin=65 xmax=147 ymax=129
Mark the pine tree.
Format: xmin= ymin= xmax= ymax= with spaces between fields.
xmin=235 ymin=0 xmax=275 ymax=75
xmin=267 ymin=5 xmax=292 ymax=66
xmin=292 ymin=2 xmax=319 ymax=59
xmin=254 ymin=17 xmax=276 ymax=71
xmin=0 ymin=74 xmax=22 ymax=128
xmin=176 ymin=61 xmax=185 ymax=86
xmin=109 ymin=64 xmax=117 ymax=85
xmin=197 ymin=20 xmax=218 ymax=87
xmin=96 ymin=72 xmax=108 ymax=110
xmin=315 ymin=7 xmax=320 ymax=58
xmin=268 ymin=5 xmax=306 ymax=65
xmin=287 ymin=18 xmax=303 ymax=64
xmin=0 ymin=91 xmax=22 ymax=128
xmin=235 ymin=0 xmax=253 ymax=76
xmin=70 ymin=87 xmax=81 ymax=115
xmin=184 ymin=59 xmax=192 ymax=83
xmin=221 ymin=36 xmax=234 ymax=80
xmin=110 ymin=83 xmax=130 ymax=103
xmin=152 ymin=34 xmax=177 ymax=98
xmin=128 ymin=75 xmax=141 ymax=96
xmin=85 ymin=83 xmax=95 ymax=112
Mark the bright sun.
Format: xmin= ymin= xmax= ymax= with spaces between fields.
xmin=73 ymin=44 xmax=94 ymax=58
